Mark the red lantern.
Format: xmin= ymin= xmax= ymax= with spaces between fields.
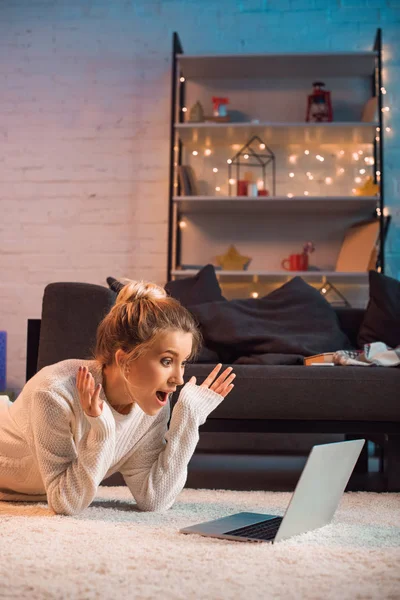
xmin=306 ymin=81 xmax=333 ymax=122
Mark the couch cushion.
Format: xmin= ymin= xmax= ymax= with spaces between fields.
xmin=179 ymin=363 xmax=400 ymax=423
xmin=358 ymin=270 xmax=400 ymax=349
xmin=189 ymin=276 xmax=353 ymax=363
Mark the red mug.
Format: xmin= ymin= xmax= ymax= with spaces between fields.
xmin=281 ymin=253 xmax=308 ymax=271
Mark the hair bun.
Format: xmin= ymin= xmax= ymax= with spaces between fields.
xmin=115 ymin=279 xmax=167 ymax=305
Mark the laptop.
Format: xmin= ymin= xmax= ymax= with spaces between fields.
xmin=180 ymin=439 xmax=365 ymax=543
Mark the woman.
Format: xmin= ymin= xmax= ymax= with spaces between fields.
xmin=0 ymin=280 xmax=235 ymax=515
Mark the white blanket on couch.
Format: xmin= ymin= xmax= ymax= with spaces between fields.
xmin=333 ymin=342 xmax=400 ymax=367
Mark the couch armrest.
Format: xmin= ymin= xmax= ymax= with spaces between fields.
xmin=37 ymin=282 xmax=116 ymax=371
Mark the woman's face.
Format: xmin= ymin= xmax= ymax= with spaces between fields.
xmin=126 ymin=329 xmax=193 ymax=416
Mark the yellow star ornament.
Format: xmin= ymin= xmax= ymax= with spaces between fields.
xmin=215 ymin=245 xmax=252 ymax=270
xmin=353 ymin=176 xmax=379 ymax=197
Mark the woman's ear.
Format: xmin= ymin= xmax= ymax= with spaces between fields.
xmin=114 ymin=349 xmax=128 ymax=370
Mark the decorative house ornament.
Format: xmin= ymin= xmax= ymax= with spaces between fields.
xmin=216 ymin=245 xmax=252 ymax=271
xmin=228 ymin=135 xmax=276 ymax=197
xmin=306 ymin=81 xmax=333 ymax=122
xmin=189 ymin=101 xmax=204 ymax=123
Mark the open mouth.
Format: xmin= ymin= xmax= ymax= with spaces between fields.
xmin=155 ymin=391 xmax=169 ymax=405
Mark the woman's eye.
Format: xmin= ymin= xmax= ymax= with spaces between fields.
xmin=161 ymin=358 xmax=172 ymax=366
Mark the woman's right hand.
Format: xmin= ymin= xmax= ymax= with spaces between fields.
xmin=76 ymin=366 xmax=103 ymax=418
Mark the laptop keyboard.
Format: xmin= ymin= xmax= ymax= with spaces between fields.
xmin=224 ymin=516 xmax=283 ymax=541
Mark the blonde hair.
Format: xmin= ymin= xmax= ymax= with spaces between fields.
xmin=95 ymin=279 xmax=202 ymax=369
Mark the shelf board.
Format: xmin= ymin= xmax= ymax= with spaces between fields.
xmin=177 ymin=52 xmax=377 ymax=79
xmin=171 ymin=269 xmax=369 ymax=283
xmin=175 ymin=121 xmax=378 ymax=147
xmin=173 ymin=196 xmax=378 ymax=215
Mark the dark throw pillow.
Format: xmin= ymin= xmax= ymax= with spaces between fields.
xmin=188 ymin=276 xmax=353 ymax=362
xmin=165 ymin=265 xmax=225 ymax=363
xmin=164 ymin=264 xmax=225 ymax=307
xmin=106 ymin=276 xmax=125 ymax=294
xmin=358 ymin=270 xmax=400 ymax=348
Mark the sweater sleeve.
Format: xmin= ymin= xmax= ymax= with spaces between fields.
xmin=119 ymin=382 xmax=224 ymax=512
xmin=31 ymin=389 xmax=116 ymax=515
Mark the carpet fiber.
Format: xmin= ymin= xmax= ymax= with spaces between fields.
xmin=1 ymin=487 xmax=400 ymax=599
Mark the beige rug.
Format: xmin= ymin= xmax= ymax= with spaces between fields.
xmin=1 ymin=486 xmax=400 ymax=599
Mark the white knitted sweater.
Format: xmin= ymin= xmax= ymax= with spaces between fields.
xmin=0 ymin=359 xmax=224 ymax=515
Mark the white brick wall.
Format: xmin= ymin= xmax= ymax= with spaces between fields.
xmin=0 ymin=0 xmax=399 ymax=390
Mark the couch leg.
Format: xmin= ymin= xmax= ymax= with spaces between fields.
xmin=384 ymin=435 xmax=400 ymax=492
xmin=345 ymin=435 xmax=369 ymax=473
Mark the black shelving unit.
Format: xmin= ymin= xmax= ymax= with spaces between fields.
xmin=167 ymin=29 xmax=387 ymax=298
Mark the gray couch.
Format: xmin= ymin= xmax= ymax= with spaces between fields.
xmin=26 ymin=282 xmax=400 ymax=491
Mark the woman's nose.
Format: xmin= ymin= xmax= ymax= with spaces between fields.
xmin=171 ymin=368 xmax=184 ymax=386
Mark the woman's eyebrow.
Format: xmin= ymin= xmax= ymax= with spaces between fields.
xmin=161 ymin=349 xmax=190 ymax=359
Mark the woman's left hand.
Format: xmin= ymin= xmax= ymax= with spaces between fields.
xmin=189 ymin=363 xmax=235 ymax=398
